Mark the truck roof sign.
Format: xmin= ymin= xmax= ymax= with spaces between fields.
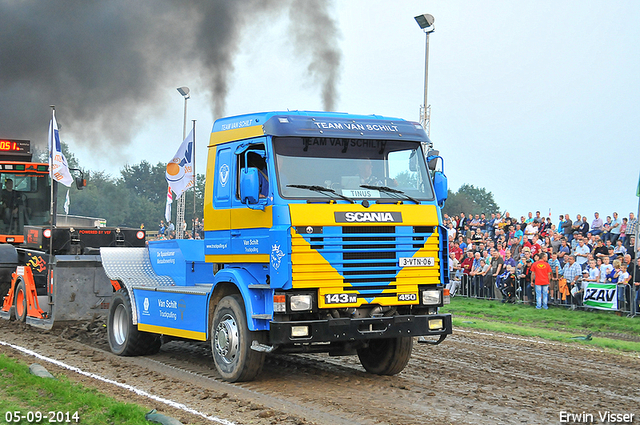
xmin=209 ymin=111 xmax=430 ymax=146
xmin=264 ymin=115 xmax=429 ymax=142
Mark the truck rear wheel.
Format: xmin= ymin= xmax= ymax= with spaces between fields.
xmin=211 ymin=294 xmax=264 ymax=382
xmin=357 ymin=337 xmax=413 ymax=375
xmin=108 ymin=289 xmax=161 ymax=356
xmin=14 ymin=280 xmax=27 ymax=322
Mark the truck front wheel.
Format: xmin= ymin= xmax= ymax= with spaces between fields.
xmin=211 ymin=294 xmax=264 ymax=382
xmin=357 ymin=337 xmax=413 ymax=375
xmin=108 ymin=289 xmax=161 ymax=356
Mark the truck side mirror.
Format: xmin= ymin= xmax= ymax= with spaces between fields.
xmin=240 ymin=167 xmax=260 ymax=205
xmin=433 ymin=171 xmax=448 ymax=207
xmin=426 ymin=149 xmax=440 ymax=171
xmin=75 ymin=177 xmax=86 ymax=190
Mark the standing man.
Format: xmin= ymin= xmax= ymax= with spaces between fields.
xmin=633 ymin=258 xmax=640 ymax=315
xmin=531 ymin=252 xmax=552 ymax=310
xmin=447 ymin=252 xmax=461 ymax=297
xmin=610 ymin=212 xmax=622 ymax=245
xmin=489 ymin=248 xmax=504 ymax=300
xmin=548 ymin=252 xmax=561 ymax=304
xmin=557 ymin=238 xmax=571 ymax=267
xmin=561 ymin=255 xmax=583 ymax=307
xmin=578 ymin=216 xmax=590 ymax=238
xmin=561 ymin=214 xmax=573 ymax=243
xmin=626 ymin=213 xmax=637 ymax=253
xmin=469 ymin=251 xmax=482 ymax=297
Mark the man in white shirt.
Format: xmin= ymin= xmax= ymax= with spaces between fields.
xmin=524 ymin=221 xmax=538 ymax=242
xmin=573 ymin=239 xmax=590 ymax=269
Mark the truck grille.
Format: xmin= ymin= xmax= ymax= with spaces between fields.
xmin=291 ymin=225 xmax=441 ymax=294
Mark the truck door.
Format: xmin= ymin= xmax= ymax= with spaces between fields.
xmin=231 ymin=140 xmax=271 ymax=263
xmin=206 ymin=145 xmax=233 ymax=259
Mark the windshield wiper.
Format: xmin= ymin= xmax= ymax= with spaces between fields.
xmin=287 ymin=184 xmax=355 ymax=203
xmin=360 ymin=185 xmax=420 ymax=204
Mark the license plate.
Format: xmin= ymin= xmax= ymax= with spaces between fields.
xmin=399 ymin=257 xmax=435 ymax=267
xmin=397 ymin=293 xmax=417 ymax=301
xmin=324 ymin=293 xmax=357 ymax=304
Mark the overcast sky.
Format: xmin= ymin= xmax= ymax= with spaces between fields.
xmin=2 ymin=0 xmax=638 ymax=222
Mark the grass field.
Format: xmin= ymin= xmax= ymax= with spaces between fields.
xmin=441 ymin=296 xmax=640 ymax=353
xmin=0 ymin=354 xmax=151 ymax=425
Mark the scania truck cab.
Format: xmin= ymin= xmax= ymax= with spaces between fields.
xmin=102 ymin=111 xmax=452 ymax=382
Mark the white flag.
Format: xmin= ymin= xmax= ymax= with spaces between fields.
xmin=48 ymin=110 xmax=73 ymax=187
xmin=165 ymin=129 xmax=194 ymax=198
xmin=64 ymin=189 xmax=70 ymax=214
xmin=165 ymin=185 xmax=173 ymax=223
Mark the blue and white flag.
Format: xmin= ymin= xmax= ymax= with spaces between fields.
xmin=48 ymin=110 xmax=73 ymax=187
xmin=165 ymin=129 xmax=194 ymax=198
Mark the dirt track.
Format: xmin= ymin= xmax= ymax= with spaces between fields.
xmin=0 ymin=319 xmax=638 ymax=425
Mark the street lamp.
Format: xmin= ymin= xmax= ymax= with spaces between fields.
xmin=177 ymin=86 xmax=190 ymax=139
xmin=175 ymin=86 xmax=190 ymax=239
xmin=414 ymin=14 xmax=435 ymax=137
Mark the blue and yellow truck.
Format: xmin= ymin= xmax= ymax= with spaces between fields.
xmin=102 ymin=111 xmax=452 ymax=382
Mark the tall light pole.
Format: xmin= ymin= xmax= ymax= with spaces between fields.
xmin=415 ymin=13 xmax=435 ymax=138
xmin=176 ymin=86 xmax=190 ymax=239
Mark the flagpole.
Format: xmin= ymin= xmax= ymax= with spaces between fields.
xmin=192 ymin=119 xmax=196 ymax=239
xmin=633 ymin=172 xmax=640 ymax=316
xmin=48 ymin=106 xmax=57 ymax=304
xmin=49 ymin=106 xmax=57 ymax=228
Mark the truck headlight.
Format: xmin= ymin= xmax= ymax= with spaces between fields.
xmin=422 ymin=289 xmax=441 ymax=306
xmin=290 ymin=294 xmax=313 ymax=311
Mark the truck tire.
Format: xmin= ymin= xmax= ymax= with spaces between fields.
xmin=14 ymin=280 xmax=27 ymax=322
xmin=357 ymin=336 xmax=413 ymax=375
xmin=211 ymin=294 xmax=264 ymax=382
xmin=108 ymin=289 xmax=161 ymax=356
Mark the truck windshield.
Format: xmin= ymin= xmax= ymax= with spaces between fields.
xmin=273 ymin=137 xmax=435 ymax=201
xmin=0 ymin=173 xmax=51 ymax=234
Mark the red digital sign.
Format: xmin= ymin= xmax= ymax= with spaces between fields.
xmin=0 ymin=139 xmax=29 ymax=152
xmin=0 ymin=139 xmax=31 ymax=160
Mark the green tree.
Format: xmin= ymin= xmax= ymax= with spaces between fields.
xmin=118 ymin=161 xmax=168 ymax=228
xmin=69 ymin=171 xmax=129 ymax=224
xmin=442 ymin=184 xmax=499 ymax=216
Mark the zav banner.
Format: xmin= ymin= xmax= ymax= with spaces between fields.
xmin=582 ymin=282 xmax=618 ymax=310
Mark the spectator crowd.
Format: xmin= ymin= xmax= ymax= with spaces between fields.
xmin=445 ymin=211 xmax=639 ymax=314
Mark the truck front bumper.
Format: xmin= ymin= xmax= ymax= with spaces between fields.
xmin=269 ymin=313 xmax=452 ymax=345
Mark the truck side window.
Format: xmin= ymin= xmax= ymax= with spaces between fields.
xmin=236 ymin=146 xmax=268 ymax=199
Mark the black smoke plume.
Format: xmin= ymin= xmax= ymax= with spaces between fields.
xmin=0 ymin=0 xmax=341 ymax=154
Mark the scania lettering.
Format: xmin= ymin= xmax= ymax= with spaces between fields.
xmin=336 ymin=211 xmax=402 ymax=223
xmin=101 ymin=111 xmax=452 ymax=382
